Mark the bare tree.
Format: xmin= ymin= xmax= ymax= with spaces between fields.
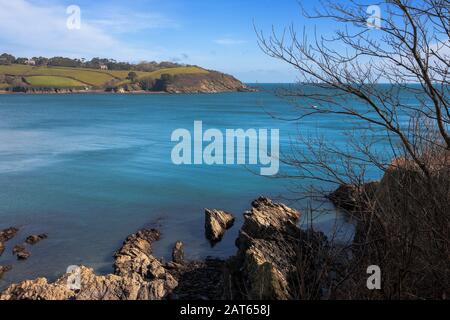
xmin=257 ymin=0 xmax=449 ymax=299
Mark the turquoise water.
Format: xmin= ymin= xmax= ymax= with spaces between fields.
xmin=0 ymin=85 xmax=389 ymax=288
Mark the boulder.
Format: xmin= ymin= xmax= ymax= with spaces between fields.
xmin=205 ymin=209 xmax=235 ymax=243
xmin=0 ymin=265 xmax=11 ymax=279
xmin=0 ymin=227 xmax=18 ymax=242
xmin=25 ymin=234 xmax=48 ymax=245
xmin=172 ymin=241 xmax=184 ymax=264
xmin=13 ymin=244 xmax=30 ymax=260
xmin=327 ymin=182 xmax=379 ymax=213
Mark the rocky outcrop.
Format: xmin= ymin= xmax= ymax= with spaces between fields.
xmin=1 ymin=227 xmax=19 ymax=257
xmin=172 ymin=241 xmax=184 ymax=264
xmin=13 ymin=245 xmax=30 ymax=260
xmin=0 ymin=197 xmax=331 ymax=301
xmin=205 ymin=209 xmax=235 ymax=243
xmin=327 ymin=182 xmax=379 ymax=213
xmin=229 ymin=197 xmax=301 ymax=300
xmin=0 ymin=227 xmax=18 ymax=242
xmin=228 ymin=197 xmax=328 ymax=300
xmin=0 ymin=266 xmax=11 ymax=279
xmin=1 ymin=228 xmax=178 ymax=300
xmin=25 ymin=234 xmax=48 ymax=245
xmin=158 ymin=72 xmax=253 ymax=94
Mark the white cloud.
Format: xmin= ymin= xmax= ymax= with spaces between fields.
xmin=88 ymin=11 xmax=178 ymax=34
xmin=214 ymin=38 xmax=247 ymax=46
xmin=0 ymin=0 xmax=167 ymax=61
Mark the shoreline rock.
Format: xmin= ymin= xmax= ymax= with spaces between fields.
xmin=205 ymin=209 xmax=235 ymax=244
xmin=327 ymin=182 xmax=379 ymax=214
xmin=0 ymin=227 xmax=19 ymax=243
xmin=1 ymin=228 xmax=179 ymax=300
xmin=0 ymin=197 xmax=328 ymax=300
xmin=25 ymin=234 xmax=48 ymax=245
xmin=0 ymin=266 xmax=11 ymax=279
xmin=13 ymin=245 xmax=31 ymax=260
xmin=228 ymin=197 xmax=302 ymax=299
xmin=172 ymin=241 xmax=184 ymax=265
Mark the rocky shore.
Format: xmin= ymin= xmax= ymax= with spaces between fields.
xmin=0 ymin=197 xmax=329 ymax=300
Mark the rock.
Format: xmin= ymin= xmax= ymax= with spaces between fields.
xmin=0 ymin=242 xmax=4 ymax=256
xmin=0 ymin=227 xmax=18 ymax=242
xmin=230 ymin=197 xmax=300 ymax=300
xmin=0 ymin=277 xmax=74 ymax=300
xmin=0 ymin=265 xmax=11 ymax=279
xmin=172 ymin=241 xmax=184 ymax=264
xmin=327 ymin=182 xmax=379 ymax=213
xmin=25 ymin=234 xmax=48 ymax=245
xmin=228 ymin=197 xmax=329 ymax=300
xmin=13 ymin=244 xmax=31 ymax=260
xmin=1 ymin=228 xmax=178 ymax=300
xmin=205 ymin=209 xmax=235 ymax=243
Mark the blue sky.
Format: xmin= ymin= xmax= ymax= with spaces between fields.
xmin=0 ymin=0 xmax=344 ymax=82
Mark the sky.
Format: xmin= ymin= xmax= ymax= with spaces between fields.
xmin=0 ymin=0 xmax=355 ymax=82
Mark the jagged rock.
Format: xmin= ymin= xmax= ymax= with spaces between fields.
xmin=327 ymin=182 xmax=379 ymax=213
xmin=13 ymin=244 xmax=30 ymax=260
xmin=172 ymin=241 xmax=184 ymax=264
xmin=0 ymin=277 xmax=74 ymax=300
xmin=25 ymin=234 xmax=48 ymax=245
xmin=0 ymin=227 xmax=18 ymax=242
xmin=0 ymin=265 xmax=11 ymax=279
xmin=205 ymin=209 xmax=235 ymax=243
xmin=1 ymin=228 xmax=178 ymax=300
xmin=230 ymin=197 xmax=300 ymax=300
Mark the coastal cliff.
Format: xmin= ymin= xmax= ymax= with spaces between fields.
xmin=0 ymin=59 xmax=253 ymax=94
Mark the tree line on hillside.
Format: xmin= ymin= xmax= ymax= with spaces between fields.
xmin=0 ymin=53 xmax=187 ymax=71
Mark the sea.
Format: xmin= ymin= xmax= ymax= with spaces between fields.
xmin=0 ymin=84 xmax=401 ymax=289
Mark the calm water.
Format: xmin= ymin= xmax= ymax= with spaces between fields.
xmin=0 ymin=85 xmax=392 ymax=289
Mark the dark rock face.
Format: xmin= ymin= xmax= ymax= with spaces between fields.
xmin=25 ymin=234 xmax=48 ymax=245
xmin=0 ymin=242 xmax=4 ymax=256
xmin=13 ymin=245 xmax=31 ymax=260
xmin=167 ymin=258 xmax=225 ymax=300
xmin=327 ymin=182 xmax=379 ymax=213
xmin=0 ymin=227 xmax=19 ymax=242
xmin=0 ymin=266 xmax=12 ymax=279
xmin=172 ymin=241 xmax=184 ymax=264
xmin=205 ymin=209 xmax=235 ymax=243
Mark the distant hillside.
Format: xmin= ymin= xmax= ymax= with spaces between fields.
xmin=0 ymin=55 xmax=251 ymax=94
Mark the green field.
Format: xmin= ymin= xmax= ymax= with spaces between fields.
xmin=25 ymin=67 xmax=114 ymax=86
xmin=0 ymin=64 xmax=209 ymax=89
xmin=25 ymin=76 xmax=86 ymax=88
xmin=114 ymin=66 xmax=209 ymax=86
